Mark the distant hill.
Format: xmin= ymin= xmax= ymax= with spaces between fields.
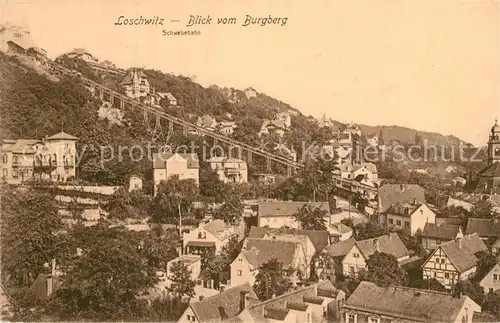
xmin=358 ymin=124 xmax=471 ymax=147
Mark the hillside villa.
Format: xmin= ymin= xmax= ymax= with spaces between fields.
xmin=1 ymin=131 xmax=78 ymax=184
xmin=152 ymin=152 xmax=200 ymax=196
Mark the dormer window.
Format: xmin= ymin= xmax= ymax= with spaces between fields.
xmin=368 ymin=317 xmax=380 ymax=323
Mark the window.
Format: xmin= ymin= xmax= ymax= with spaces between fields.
xmin=445 ymin=273 xmax=450 ymax=279
xmin=349 ymin=266 xmax=355 ymax=274
xmin=187 ymin=315 xmax=191 ymax=321
xmin=436 ymin=239 xmax=441 ymax=245
xmin=494 ymin=274 xmax=498 ymax=281
xmin=346 ymin=313 xmax=357 ymax=323
xmin=238 ymin=258 xmax=242 ymax=262
xmin=353 ymin=253 xmax=360 ymax=258
xmin=1 ymin=155 xmax=6 ymax=163
xmin=441 ymin=258 xmax=446 ymax=264
xmin=12 ymin=169 xmax=18 ymax=178
xmin=433 ymin=271 xmax=437 ymax=278
xmin=396 ymin=220 xmax=402 ymax=226
xmin=13 ymin=32 xmax=22 ymax=38
xmin=388 ymin=218 xmax=394 ymax=225
xmin=237 ymin=270 xmax=242 ymax=276
xmin=368 ymin=317 xmax=380 ymax=323
xmin=404 ymin=221 xmax=410 ymax=228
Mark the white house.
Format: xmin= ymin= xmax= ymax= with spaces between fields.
xmin=257 ymin=201 xmax=330 ymax=229
xmin=183 ymin=219 xmax=239 ymax=255
xmin=342 ymin=233 xmax=411 ymax=277
xmin=158 ymin=92 xmax=178 ymax=106
xmin=207 ymin=157 xmax=248 ymax=183
xmin=152 ymin=152 xmax=199 ymax=196
xmin=479 ymin=262 xmax=500 ymax=294
xmin=380 ymin=202 xmax=436 ymax=236
xmin=128 ymin=175 xmax=143 ymax=192
xmin=230 ymin=238 xmax=307 ymax=287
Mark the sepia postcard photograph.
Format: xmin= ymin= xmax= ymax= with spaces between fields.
xmin=0 ymin=0 xmax=500 ymax=322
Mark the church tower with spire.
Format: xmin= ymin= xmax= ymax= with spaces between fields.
xmin=487 ymin=119 xmax=500 ymax=166
xmin=475 ymin=119 xmax=500 ymax=193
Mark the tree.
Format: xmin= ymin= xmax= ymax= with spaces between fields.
xmin=199 ymin=167 xmax=226 ymax=202
xmin=2 ymin=187 xmax=64 ymax=285
xmin=359 ymin=252 xmax=408 ymax=287
xmin=106 ymin=187 xmax=152 ymax=220
xmin=253 ymin=259 xmax=292 ymax=300
xmin=140 ymin=229 xmax=179 ymax=271
xmin=293 ymin=204 xmax=328 ymax=230
xmin=470 ymin=200 xmax=498 ymax=219
xmin=483 ymin=291 xmax=500 ymax=318
xmin=475 ymin=251 xmax=498 ymax=281
xmin=167 ymin=261 xmax=196 ymax=299
xmin=452 ymin=280 xmax=484 ymax=306
xmin=150 ymin=176 xmax=199 ymax=223
xmin=215 ymin=187 xmax=244 ymax=224
xmin=49 ymin=227 xmax=157 ymax=321
xmin=353 ymin=221 xmax=390 ymax=240
xmin=220 ymin=236 xmax=243 ymax=267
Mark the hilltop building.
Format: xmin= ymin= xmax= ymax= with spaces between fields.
xmin=1 ymin=131 xmax=78 ymax=184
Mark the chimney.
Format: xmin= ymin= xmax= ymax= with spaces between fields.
xmin=239 ymin=291 xmax=249 ymax=312
xmin=412 ymin=198 xmax=417 ymax=206
xmin=46 ymin=275 xmax=53 ymax=296
xmin=400 ymin=184 xmax=404 ymax=191
xmin=456 ymin=236 xmax=462 ymax=249
xmin=199 ymin=295 xmax=205 ymax=301
xmin=373 ymin=239 xmax=380 ymax=252
xmin=51 ymin=258 xmax=56 ymax=276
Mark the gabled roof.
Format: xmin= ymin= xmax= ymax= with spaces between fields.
xmin=379 ymin=184 xmax=426 ymax=213
xmin=258 ymin=201 xmax=330 ymax=218
xmin=1 ymin=139 xmax=41 ymax=153
xmin=465 ymin=218 xmax=500 ymax=238
xmin=152 ymin=152 xmax=199 ymax=169
xmin=47 ymin=131 xmax=78 ymax=141
xmin=69 ymin=48 xmax=92 ymax=56
xmin=202 ymin=219 xmax=236 ymax=241
xmin=242 ymin=238 xmax=300 ymax=269
xmin=478 ymin=162 xmax=500 ymax=178
xmin=247 ymin=226 xmax=329 ymax=253
xmin=354 ymin=233 xmax=410 ymax=260
xmin=437 ymin=234 xmax=488 ymax=273
xmin=423 ymin=223 xmax=462 ymax=240
xmin=344 ymin=281 xmax=480 ymax=322
xmin=326 ymin=237 xmax=356 ymax=258
xmin=190 ymin=282 xmax=258 ymax=322
xmin=244 ymin=280 xmax=342 ymax=321
xmin=480 ymin=263 xmax=500 ymax=288
xmin=384 ymin=202 xmax=422 ymax=217
xmin=197 ymin=115 xmax=217 ymax=128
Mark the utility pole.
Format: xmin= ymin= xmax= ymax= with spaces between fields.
xmin=178 ymin=201 xmax=183 ymax=256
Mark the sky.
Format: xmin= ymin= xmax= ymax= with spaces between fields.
xmin=2 ymin=0 xmax=500 ymax=146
